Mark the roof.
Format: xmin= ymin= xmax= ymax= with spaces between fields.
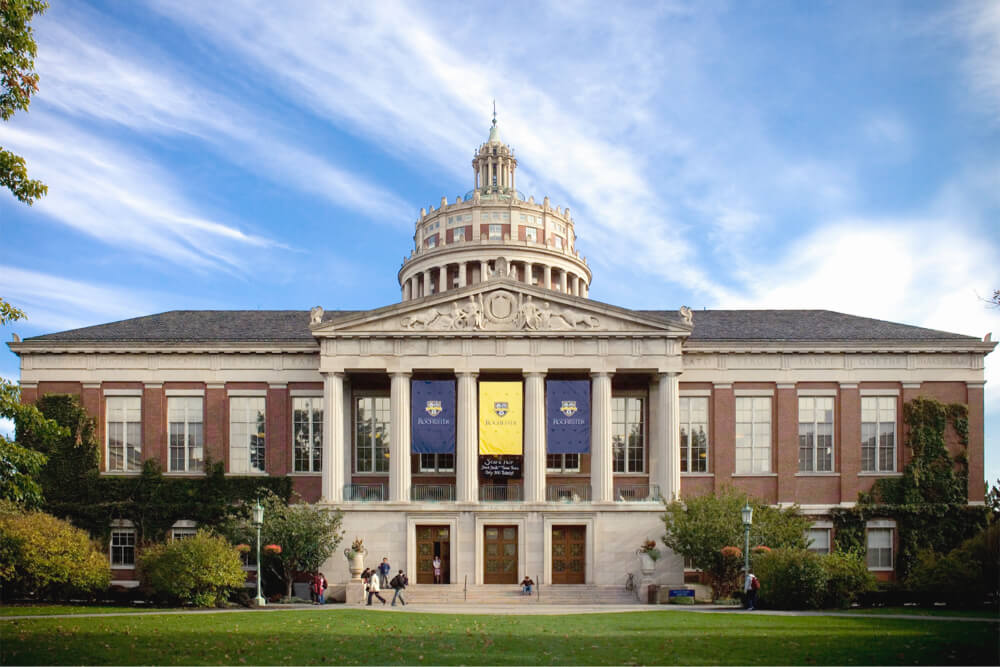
xmin=20 ymin=308 xmax=979 ymax=345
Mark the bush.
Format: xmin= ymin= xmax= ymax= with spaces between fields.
xmin=906 ymin=523 xmax=999 ymax=607
xmin=0 ymin=501 xmax=109 ymax=600
xmin=753 ymin=548 xmax=827 ymax=610
xmin=820 ymin=549 xmax=876 ymax=608
xmin=138 ymin=530 xmax=245 ymax=607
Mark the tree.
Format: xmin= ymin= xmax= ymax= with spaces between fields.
xmin=225 ymin=491 xmax=343 ymax=599
xmin=661 ymin=486 xmax=811 ymax=599
xmin=0 ymin=298 xmax=64 ymax=508
xmin=138 ymin=529 xmax=246 ymax=607
xmin=1 ymin=0 xmax=48 ymax=204
xmin=986 ymin=479 xmax=1000 ymax=521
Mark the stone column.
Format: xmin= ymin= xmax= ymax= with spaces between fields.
xmin=524 ymin=372 xmax=546 ymax=503
xmin=458 ymin=262 xmax=467 ymax=287
xmin=559 ymin=269 xmax=568 ymax=293
xmin=525 ymin=262 xmax=534 ymax=286
xmin=456 ymin=371 xmax=479 ymax=503
xmin=591 ymin=372 xmax=613 ymax=503
xmin=439 ymin=265 xmax=448 ymax=293
xmin=655 ymin=372 xmax=680 ymax=501
xmin=543 ymin=265 xmax=552 ymax=290
xmin=321 ymin=372 xmax=345 ymax=503
xmin=389 ymin=372 xmax=412 ymax=503
xmin=423 ymin=270 xmax=432 ymax=297
xmin=582 ymin=282 xmax=589 ymax=298
xmin=480 ymin=260 xmax=489 ymax=282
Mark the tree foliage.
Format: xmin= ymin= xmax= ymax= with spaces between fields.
xmin=661 ymin=487 xmax=811 ymax=599
xmin=905 ymin=522 xmax=999 ymax=607
xmin=224 ymin=491 xmax=343 ymax=599
xmin=138 ymin=529 xmax=246 ymax=607
xmin=1 ymin=0 xmax=48 ymax=204
xmin=0 ymin=500 xmax=109 ymax=600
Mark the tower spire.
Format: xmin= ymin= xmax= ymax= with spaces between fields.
xmin=492 ymin=99 xmax=497 ymax=128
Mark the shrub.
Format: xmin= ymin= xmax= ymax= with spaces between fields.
xmin=0 ymin=501 xmax=109 ymax=600
xmin=138 ymin=530 xmax=245 ymax=607
xmin=706 ymin=546 xmax=744 ymax=600
xmin=753 ymin=548 xmax=827 ymax=610
xmin=820 ymin=549 xmax=876 ymax=608
xmin=906 ymin=522 xmax=999 ymax=607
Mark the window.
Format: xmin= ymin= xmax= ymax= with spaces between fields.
xmin=426 ymin=235 xmax=437 ymax=249
xmin=862 ymin=397 xmax=896 ymax=472
xmin=453 ymin=227 xmax=465 ymax=242
xmin=230 ymin=396 xmax=266 ymax=474
xmin=553 ymin=236 xmax=563 ymax=250
xmin=735 ymin=397 xmax=771 ymax=473
xmin=355 ymin=396 xmax=389 ymax=473
xmin=168 ymin=396 xmax=203 ymax=472
xmin=612 ymin=396 xmax=645 ymax=473
xmin=798 ymin=397 xmax=834 ymax=472
xmin=106 ymin=396 xmax=141 ymax=472
xmin=525 ymin=227 xmax=537 ymax=243
xmin=520 ymin=213 xmax=526 ymax=221
xmin=546 ymin=453 xmax=580 ymax=472
xmin=110 ymin=528 xmax=136 ymax=567
xmin=293 ymin=397 xmax=323 ymax=473
xmin=419 ymin=453 xmax=454 ymax=472
xmin=171 ymin=522 xmax=197 ymax=541
xmin=807 ymin=528 xmax=831 ymax=554
xmin=488 ymin=224 xmax=502 ymax=240
xmin=680 ymin=397 xmax=709 ymax=473
xmin=866 ymin=527 xmax=893 ymax=569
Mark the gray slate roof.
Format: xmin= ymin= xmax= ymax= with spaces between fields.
xmin=23 ymin=308 xmax=977 ymax=344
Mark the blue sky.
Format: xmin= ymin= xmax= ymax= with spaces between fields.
xmin=1 ymin=1 xmax=998 ymax=485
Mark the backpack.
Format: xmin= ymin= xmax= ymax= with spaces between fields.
xmin=389 ymin=575 xmax=401 ymax=589
xmin=750 ymin=576 xmax=760 ymax=590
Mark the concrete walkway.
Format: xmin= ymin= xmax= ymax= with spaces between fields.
xmin=1 ymin=603 xmax=997 ymax=622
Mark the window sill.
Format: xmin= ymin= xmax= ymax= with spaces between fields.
xmin=353 ymin=472 xmax=390 ymax=477
xmin=111 ymin=580 xmax=140 ymax=589
xmin=111 ymin=564 xmax=136 ymax=570
xmin=288 ymin=472 xmax=322 ymax=477
xmin=101 ymin=471 xmax=142 ymax=477
xmin=795 ymin=472 xmax=841 ymax=477
xmin=868 ymin=567 xmax=894 ymax=572
xmin=224 ymin=472 xmax=269 ymax=477
xmin=163 ymin=472 xmax=206 ymax=477
xmin=731 ymin=473 xmax=778 ymax=477
xmin=858 ymin=472 xmax=902 ymax=477
xmin=681 ymin=473 xmax=714 ymax=478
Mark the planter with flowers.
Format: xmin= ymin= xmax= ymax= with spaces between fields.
xmin=344 ymin=537 xmax=366 ymax=580
xmin=637 ymin=539 xmax=661 ymax=575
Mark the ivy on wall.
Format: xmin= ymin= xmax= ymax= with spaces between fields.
xmin=831 ymin=397 xmax=987 ymax=580
xmin=19 ymin=394 xmax=292 ymax=542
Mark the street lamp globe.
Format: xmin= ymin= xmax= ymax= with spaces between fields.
xmin=252 ymin=500 xmax=264 ymax=526
xmin=741 ymin=502 xmax=753 ymax=528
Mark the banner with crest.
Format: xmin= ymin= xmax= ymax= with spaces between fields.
xmin=546 ymin=380 xmax=591 ymax=454
xmin=410 ymin=380 xmax=456 ymax=454
xmin=478 ymin=381 xmax=523 ymax=455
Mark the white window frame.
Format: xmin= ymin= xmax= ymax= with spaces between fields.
xmin=798 ymin=396 xmax=834 ymax=472
xmin=735 ymin=396 xmax=771 ymax=474
xmin=612 ymin=395 xmax=645 ymax=474
xmin=453 ymin=227 xmax=465 ymax=242
xmin=292 ymin=396 xmax=323 ymax=473
xmin=419 ymin=453 xmax=455 ymax=473
xmin=679 ymin=396 xmax=709 ymax=473
xmin=488 ymin=224 xmax=502 ymax=240
xmin=168 ymin=396 xmax=204 ymax=473
xmin=552 ymin=235 xmax=564 ymax=250
xmin=426 ymin=235 xmax=437 ymax=249
xmin=355 ymin=395 xmax=390 ymax=474
xmin=866 ymin=525 xmax=894 ymax=571
xmin=861 ymin=396 xmax=896 ymax=473
xmin=806 ymin=527 xmax=831 ymax=554
xmin=170 ymin=520 xmax=198 ymax=541
xmin=229 ymin=396 xmax=266 ymax=474
xmin=525 ymin=227 xmax=537 ymax=243
xmin=106 ymin=396 xmax=142 ymax=473
xmin=110 ymin=521 xmax=136 ymax=568
xmin=546 ymin=453 xmax=580 ymax=473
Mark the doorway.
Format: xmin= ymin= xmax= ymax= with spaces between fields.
xmin=551 ymin=525 xmax=586 ymax=584
xmin=483 ymin=525 xmax=518 ymax=584
xmin=416 ymin=525 xmax=450 ymax=584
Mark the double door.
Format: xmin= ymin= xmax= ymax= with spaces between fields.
xmin=483 ymin=525 xmax=518 ymax=584
xmin=416 ymin=525 xmax=450 ymax=584
xmin=551 ymin=525 xmax=585 ymax=584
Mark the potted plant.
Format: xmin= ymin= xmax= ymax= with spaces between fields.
xmin=637 ymin=539 xmax=661 ymax=574
xmin=344 ymin=537 xmax=366 ymax=579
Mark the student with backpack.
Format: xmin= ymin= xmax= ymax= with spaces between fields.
xmin=389 ymin=569 xmax=409 ymax=606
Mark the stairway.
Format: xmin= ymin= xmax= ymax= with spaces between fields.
xmin=395 ymin=584 xmax=643 ymax=605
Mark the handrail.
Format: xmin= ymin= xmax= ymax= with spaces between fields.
xmin=479 ymin=485 xmax=523 ymax=502
xmin=464 ymin=574 xmax=467 ymax=602
xmin=614 ymin=484 xmax=661 ymax=503
xmin=545 ymin=485 xmax=591 ymax=502
xmin=411 ymin=484 xmax=455 ymax=502
xmin=343 ymin=483 xmax=385 ymax=502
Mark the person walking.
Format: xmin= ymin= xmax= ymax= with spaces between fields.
xmin=745 ymin=573 xmax=760 ymax=610
xmin=390 ymin=569 xmax=408 ymax=606
xmin=311 ymin=572 xmax=327 ymax=604
xmin=360 ymin=568 xmax=372 ymax=605
xmin=366 ymin=567 xmax=387 ymax=606
xmin=378 ymin=557 xmax=392 ymax=588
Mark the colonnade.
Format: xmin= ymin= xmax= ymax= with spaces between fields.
xmin=475 ymin=155 xmax=515 ymax=193
xmin=319 ymin=369 xmax=680 ymax=504
xmin=401 ymin=260 xmax=590 ymax=300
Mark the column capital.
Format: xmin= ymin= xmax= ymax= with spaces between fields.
xmin=524 ymin=370 xmax=546 ymax=379
xmin=455 ymin=370 xmax=479 ymax=379
xmin=590 ymin=370 xmax=611 ymax=379
xmin=390 ymin=371 xmax=412 ymax=379
xmin=658 ymin=371 xmax=681 ymax=378
xmin=322 ymin=370 xmax=346 ymax=379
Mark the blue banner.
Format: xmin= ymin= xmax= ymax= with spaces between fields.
xmin=546 ymin=380 xmax=590 ymax=454
xmin=411 ymin=380 xmax=456 ymax=454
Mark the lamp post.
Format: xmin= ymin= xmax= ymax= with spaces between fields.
xmin=741 ymin=502 xmax=753 ymax=592
xmin=252 ymin=499 xmax=266 ymax=607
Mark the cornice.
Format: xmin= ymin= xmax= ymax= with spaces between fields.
xmin=8 ymin=341 xmax=319 ymax=356
xmin=682 ymin=340 xmax=996 ymax=355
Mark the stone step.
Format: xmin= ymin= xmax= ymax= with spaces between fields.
xmin=394 ymin=584 xmax=643 ymax=605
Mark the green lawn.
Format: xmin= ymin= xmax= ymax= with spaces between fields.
xmin=2 ymin=609 xmax=997 ymax=665
xmin=0 ymin=604 xmax=162 ymax=617
xmin=840 ymin=606 xmax=999 ymax=620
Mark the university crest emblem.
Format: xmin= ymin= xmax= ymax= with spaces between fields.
xmin=425 ymin=400 xmax=442 ymax=416
xmin=494 ymin=401 xmax=509 ymax=417
xmin=560 ymin=400 xmax=578 ymax=417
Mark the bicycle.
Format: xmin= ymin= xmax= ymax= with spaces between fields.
xmin=624 ymin=572 xmax=637 ymax=597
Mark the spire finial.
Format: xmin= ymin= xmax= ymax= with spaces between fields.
xmin=492 ymin=99 xmax=497 ymax=127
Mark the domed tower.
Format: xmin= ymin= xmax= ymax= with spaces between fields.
xmin=398 ymin=111 xmax=592 ymax=301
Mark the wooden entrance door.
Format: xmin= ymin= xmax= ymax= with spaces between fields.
xmin=483 ymin=525 xmax=518 ymax=584
xmin=551 ymin=525 xmax=586 ymax=584
xmin=416 ymin=525 xmax=450 ymax=584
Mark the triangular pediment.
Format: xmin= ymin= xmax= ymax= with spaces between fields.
xmin=311 ymin=279 xmax=691 ymax=337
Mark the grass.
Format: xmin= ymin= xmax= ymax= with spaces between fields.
xmin=841 ymin=606 xmax=1000 ymax=620
xmin=2 ymin=608 xmax=997 ymax=665
xmin=0 ymin=604 xmax=164 ymax=617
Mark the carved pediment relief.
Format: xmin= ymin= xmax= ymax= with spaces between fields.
xmin=400 ymin=291 xmax=599 ymax=332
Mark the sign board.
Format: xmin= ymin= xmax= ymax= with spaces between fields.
xmin=668 ymin=589 xmax=695 ymax=598
xmin=479 ymin=455 xmax=522 ymax=478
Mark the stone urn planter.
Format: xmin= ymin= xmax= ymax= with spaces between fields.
xmin=345 ymin=538 xmax=367 ymax=580
xmin=639 ymin=552 xmax=657 ymax=576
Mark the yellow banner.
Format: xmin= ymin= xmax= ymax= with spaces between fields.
xmin=478 ymin=381 xmax=523 ymax=455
